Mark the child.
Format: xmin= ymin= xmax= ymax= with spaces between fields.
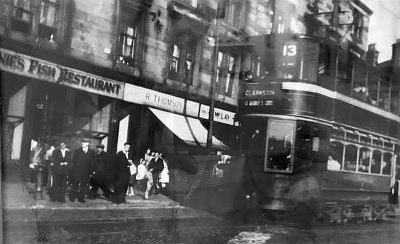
xmin=158 ymin=154 xmax=169 ymax=188
xmin=136 ymin=159 xmax=147 ymax=191
xmin=127 ymin=161 xmax=137 ymax=196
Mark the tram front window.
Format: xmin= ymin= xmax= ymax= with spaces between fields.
xmin=371 ymin=150 xmax=382 ymax=174
xmin=358 ymin=147 xmax=370 ymax=172
xmin=265 ymin=120 xmax=294 ymax=173
xmin=344 ymin=145 xmax=357 ymax=171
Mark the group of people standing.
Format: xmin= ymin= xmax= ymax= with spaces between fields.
xmin=34 ymin=139 xmax=169 ymax=204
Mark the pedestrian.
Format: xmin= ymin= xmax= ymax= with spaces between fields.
xmin=127 ymin=158 xmax=137 ymax=196
xmin=144 ymin=152 xmax=164 ymax=199
xmin=144 ymin=148 xmax=152 ymax=168
xmin=158 ymin=153 xmax=169 ymax=188
xmin=69 ymin=139 xmax=95 ymax=203
xmin=112 ymin=142 xmax=133 ymax=204
xmin=44 ymin=143 xmax=55 ymax=188
xmin=136 ymin=159 xmax=147 ymax=191
xmin=49 ymin=142 xmax=71 ymax=202
xmin=88 ymin=144 xmax=112 ymax=199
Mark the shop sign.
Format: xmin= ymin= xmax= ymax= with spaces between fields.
xmin=124 ymin=84 xmax=186 ymax=114
xmin=199 ymin=105 xmax=236 ymax=125
xmin=0 ymin=48 xmax=124 ymax=99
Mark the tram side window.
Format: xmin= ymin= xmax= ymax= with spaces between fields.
xmin=328 ymin=141 xmax=343 ymax=171
xmin=382 ymin=153 xmax=392 ymax=175
xmin=396 ymin=156 xmax=400 ymax=180
xmin=358 ymin=147 xmax=370 ymax=173
xmin=344 ymin=145 xmax=357 ymax=171
xmin=371 ymin=150 xmax=382 ymax=174
xmin=265 ymin=121 xmax=294 ymax=173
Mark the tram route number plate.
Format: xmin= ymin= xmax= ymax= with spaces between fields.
xmin=243 ymin=100 xmax=274 ymax=106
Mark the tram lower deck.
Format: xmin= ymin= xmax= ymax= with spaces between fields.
xmin=242 ymin=116 xmax=399 ymax=222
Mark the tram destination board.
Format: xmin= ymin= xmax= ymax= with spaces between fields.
xmin=239 ymin=83 xmax=282 ymax=114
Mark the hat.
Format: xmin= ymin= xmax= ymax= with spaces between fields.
xmin=96 ymin=144 xmax=105 ymax=149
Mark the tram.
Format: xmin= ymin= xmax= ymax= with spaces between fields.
xmin=238 ymin=34 xmax=400 ymax=223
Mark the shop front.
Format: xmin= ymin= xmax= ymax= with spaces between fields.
xmin=1 ymin=47 xmax=239 ymax=184
xmin=1 ymin=48 xmax=123 ymax=182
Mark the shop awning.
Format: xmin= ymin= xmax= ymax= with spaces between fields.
xmin=150 ymin=108 xmax=229 ymax=150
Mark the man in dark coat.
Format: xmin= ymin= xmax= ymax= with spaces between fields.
xmin=147 ymin=152 xmax=164 ymax=195
xmin=112 ymin=142 xmax=133 ymax=204
xmin=49 ymin=142 xmax=71 ymax=202
xmin=69 ymin=140 xmax=95 ymax=203
xmin=88 ymin=144 xmax=112 ymax=199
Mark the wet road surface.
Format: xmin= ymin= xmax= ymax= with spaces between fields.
xmin=4 ymin=214 xmax=400 ymax=243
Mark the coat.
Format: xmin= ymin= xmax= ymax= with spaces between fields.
xmin=70 ymin=148 xmax=95 ymax=181
xmin=114 ymin=151 xmax=133 ymax=177
xmin=51 ymin=148 xmax=72 ymax=175
xmin=148 ymin=157 xmax=164 ymax=174
xmin=94 ymin=151 xmax=110 ymax=175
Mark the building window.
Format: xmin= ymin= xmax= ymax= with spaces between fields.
xmin=216 ymin=52 xmax=237 ymax=96
xmin=10 ymin=0 xmax=59 ymax=41
xmin=38 ymin=0 xmax=57 ymax=40
xmin=116 ymin=5 xmax=141 ymax=67
xmin=11 ymin=0 xmax=32 ymax=33
xmin=168 ymin=34 xmax=196 ymax=84
xmin=352 ymin=9 xmax=364 ymax=44
xmin=225 ymin=0 xmax=243 ymax=29
xmin=189 ymin=0 xmax=197 ymax=8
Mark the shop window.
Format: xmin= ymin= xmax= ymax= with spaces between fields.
xmin=116 ymin=4 xmax=141 ymax=67
xmin=168 ymin=34 xmax=196 ymax=84
xmin=10 ymin=0 xmax=59 ymax=41
xmin=371 ymin=150 xmax=382 ymax=174
xmin=265 ymin=120 xmax=295 ymax=173
xmin=358 ymin=147 xmax=370 ymax=172
xmin=216 ymin=52 xmax=237 ymax=96
xmin=343 ymin=144 xmax=357 ymax=171
xmin=382 ymin=152 xmax=392 ymax=176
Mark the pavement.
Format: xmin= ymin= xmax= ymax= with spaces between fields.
xmin=2 ymin=181 xmax=220 ymax=224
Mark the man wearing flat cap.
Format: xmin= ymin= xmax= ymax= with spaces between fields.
xmin=69 ymin=139 xmax=95 ymax=203
xmin=88 ymin=144 xmax=112 ymax=199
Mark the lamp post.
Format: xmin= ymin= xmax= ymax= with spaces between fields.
xmin=206 ymin=1 xmax=225 ymax=149
xmin=36 ymin=93 xmax=49 ymax=200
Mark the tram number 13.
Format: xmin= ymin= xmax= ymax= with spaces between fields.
xmin=282 ymin=44 xmax=297 ymax=57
